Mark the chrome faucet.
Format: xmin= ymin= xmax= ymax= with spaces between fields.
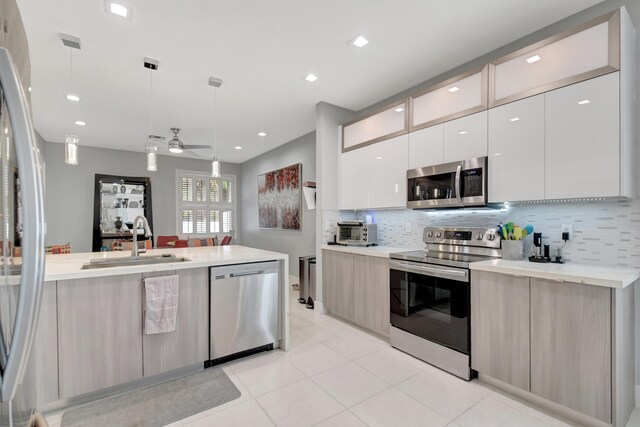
xmin=132 ymin=215 xmax=153 ymax=258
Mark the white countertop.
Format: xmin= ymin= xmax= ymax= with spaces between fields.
xmin=43 ymin=245 xmax=288 ymax=281
xmin=320 ymin=244 xmax=421 ymax=259
xmin=470 ymin=259 xmax=640 ymax=289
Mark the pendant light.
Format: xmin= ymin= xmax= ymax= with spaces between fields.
xmin=61 ymin=34 xmax=81 ymax=165
xmin=145 ymin=58 xmax=159 ymax=171
xmin=209 ymin=77 xmax=223 ymax=178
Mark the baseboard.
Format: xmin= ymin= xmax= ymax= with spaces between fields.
xmin=314 ymin=300 xmax=325 ymax=314
xmin=636 ymin=385 xmax=640 ymax=408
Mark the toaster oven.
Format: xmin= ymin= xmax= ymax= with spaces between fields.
xmin=336 ymin=221 xmax=378 ymax=247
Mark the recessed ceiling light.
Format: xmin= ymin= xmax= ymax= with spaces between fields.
xmin=28 ymin=86 xmax=31 ymax=92
xmin=66 ymin=94 xmax=80 ymax=102
xmin=258 ymin=132 xmax=267 ymax=137
xmin=509 ymin=117 xmax=520 ymax=122
xmin=394 ymin=107 xmax=404 ymax=113
xmin=493 ymin=153 xmax=502 ymax=156
xmin=304 ymin=74 xmax=318 ymax=82
xmin=352 ymin=36 xmax=369 ymax=48
xmin=109 ymin=3 xmax=128 ymax=18
xmin=75 ymin=121 xmax=86 ymax=126
xmin=526 ymin=54 xmax=541 ymax=64
xmin=458 ymin=130 xmax=467 ymax=135
xmin=234 ymin=146 xmax=243 ymax=150
xmin=376 ymin=156 xmax=383 ymax=160
xmin=578 ymin=99 xmax=591 ymax=105
xmin=448 ymin=86 xmax=460 ymax=93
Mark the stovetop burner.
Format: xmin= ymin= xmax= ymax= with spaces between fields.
xmin=390 ymin=226 xmax=502 ymax=268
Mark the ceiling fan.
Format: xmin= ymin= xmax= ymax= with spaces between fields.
xmin=160 ymin=128 xmax=212 ymax=154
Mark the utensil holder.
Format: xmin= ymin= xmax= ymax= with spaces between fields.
xmin=502 ymin=240 xmax=524 ymax=260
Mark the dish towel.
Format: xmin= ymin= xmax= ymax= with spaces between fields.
xmin=144 ymin=275 xmax=179 ymax=334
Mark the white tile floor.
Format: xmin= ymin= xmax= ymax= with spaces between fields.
xmin=45 ymin=289 xmax=640 ymax=427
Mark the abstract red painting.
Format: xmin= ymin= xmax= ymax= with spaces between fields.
xmin=258 ymin=163 xmax=301 ymax=230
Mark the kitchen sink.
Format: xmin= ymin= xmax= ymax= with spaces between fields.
xmin=81 ymin=254 xmax=190 ymax=269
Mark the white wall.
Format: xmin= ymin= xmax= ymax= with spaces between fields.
xmin=43 ymin=142 xmax=240 ymax=252
xmin=239 ymin=131 xmax=316 ymax=278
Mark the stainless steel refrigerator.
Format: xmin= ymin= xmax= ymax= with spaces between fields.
xmin=0 ymin=47 xmax=46 ymax=426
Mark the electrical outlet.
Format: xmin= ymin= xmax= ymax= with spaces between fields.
xmin=405 ymin=222 xmax=412 ymax=233
xmin=324 ymin=221 xmax=331 ymax=232
xmin=561 ymin=224 xmax=573 ymax=240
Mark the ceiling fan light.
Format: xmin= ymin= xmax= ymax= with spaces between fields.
xmin=146 ymin=145 xmax=157 ymax=171
xmin=211 ymin=154 xmax=221 ymax=178
xmin=65 ymin=134 xmax=79 ymax=165
xmin=169 ymin=146 xmax=183 ymax=154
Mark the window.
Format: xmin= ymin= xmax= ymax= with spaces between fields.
xmin=176 ymin=171 xmax=236 ymax=237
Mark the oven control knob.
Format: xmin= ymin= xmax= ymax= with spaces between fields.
xmin=487 ymin=234 xmax=495 ymax=241
xmin=426 ymin=231 xmax=433 ymax=238
xmin=435 ymin=232 xmax=442 ymax=238
xmin=476 ymin=233 xmax=484 ymax=240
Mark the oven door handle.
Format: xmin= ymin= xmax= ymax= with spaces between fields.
xmin=390 ymin=260 xmax=469 ymax=282
xmin=455 ymin=164 xmax=462 ymax=204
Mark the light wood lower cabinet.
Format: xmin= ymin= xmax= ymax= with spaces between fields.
xmin=322 ymin=250 xmax=354 ymax=321
xmin=33 ymin=282 xmax=59 ymax=406
xmin=353 ymin=255 xmax=390 ymax=337
xmin=142 ymin=268 xmax=209 ymax=376
xmin=530 ymin=278 xmax=612 ymax=423
xmin=471 ymin=271 xmax=529 ymax=390
xmin=57 ymin=274 xmax=144 ymax=398
xmin=322 ymin=250 xmax=390 ymax=337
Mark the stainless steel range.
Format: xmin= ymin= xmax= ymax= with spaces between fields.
xmin=389 ymin=226 xmax=501 ymax=380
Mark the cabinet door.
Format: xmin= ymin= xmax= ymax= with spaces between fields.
xmin=368 ymin=134 xmax=408 ymax=209
xmin=322 ymin=250 xmax=354 ymax=321
xmin=33 ymin=282 xmax=59 ymax=406
xmin=340 ymin=147 xmax=370 ymax=210
xmin=142 ymin=269 xmax=209 ymax=377
xmin=343 ymin=101 xmax=407 ymax=151
xmin=58 ymin=274 xmax=143 ymax=398
xmin=488 ymin=95 xmax=545 ymax=202
xmin=471 ymin=271 xmax=530 ymax=390
xmin=408 ymin=125 xmax=444 ymax=169
xmin=530 ymin=278 xmax=611 ymax=423
xmin=353 ymin=255 xmax=390 ymax=337
xmin=491 ymin=15 xmax=615 ymax=106
xmin=545 ymin=72 xmax=619 ymax=199
xmin=443 ymin=111 xmax=488 ymax=163
xmin=411 ymin=67 xmax=487 ymax=129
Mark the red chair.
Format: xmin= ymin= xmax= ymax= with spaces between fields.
xmin=220 ymin=236 xmax=232 ymax=246
xmin=174 ymin=240 xmax=189 ymax=248
xmin=157 ymin=235 xmax=179 ymax=248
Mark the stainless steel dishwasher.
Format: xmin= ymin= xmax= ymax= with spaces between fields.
xmin=209 ymin=261 xmax=279 ymax=364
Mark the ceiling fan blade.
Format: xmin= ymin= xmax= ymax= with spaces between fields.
xmin=181 ymin=144 xmax=213 ymax=150
xmin=183 ymin=149 xmax=206 ymax=159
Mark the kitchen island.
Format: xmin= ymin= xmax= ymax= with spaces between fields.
xmin=32 ymin=245 xmax=289 ymax=411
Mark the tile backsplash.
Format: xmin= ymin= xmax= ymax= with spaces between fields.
xmin=322 ymin=199 xmax=640 ymax=268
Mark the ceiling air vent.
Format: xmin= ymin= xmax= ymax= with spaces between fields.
xmin=60 ymin=33 xmax=81 ymax=49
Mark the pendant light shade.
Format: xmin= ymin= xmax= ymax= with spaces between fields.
xmin=146 ymin=145 xmax=157 ymax=171
xmin=65 ymin=134 xmax=79 ymax=165
xmin=211 ymin=154 xmax=220 ymax=178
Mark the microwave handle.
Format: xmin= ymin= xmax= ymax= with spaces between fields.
xmin=455 ymin=164 xmax=462 ymax=204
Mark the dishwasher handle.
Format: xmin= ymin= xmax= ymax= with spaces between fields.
xmin=210 ymin=260 xmax=280 ymax=280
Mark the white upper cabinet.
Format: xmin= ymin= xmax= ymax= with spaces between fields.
xmin=488 ymin=95 xmax=545 ymax=203
xmin=490 ymin=11 xmax=620 ymax=107
xmin=340 ymin=134 xmax=408 ymax=210
xmin=408 ymin=124 xmax=444 ymax=169
xmin=545 ymin=73 xmax=620 ymax=199
xmin=410 ymin=66 xmax=488 ymax=131
xmin=443 ymin=111 xmax=488 ymax=163
xmin=342 ymin=100 xmax=408 ymax=151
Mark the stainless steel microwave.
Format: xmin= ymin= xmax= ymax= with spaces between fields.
xmin=407 ymin=156 xmax=487 ymax=209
